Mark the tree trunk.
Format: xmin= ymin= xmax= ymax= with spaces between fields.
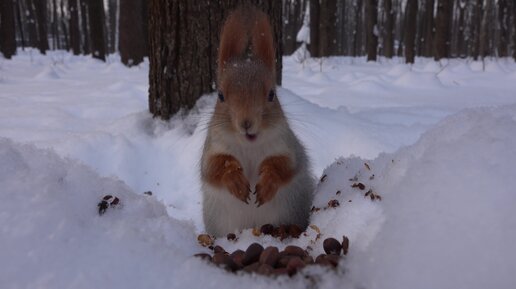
xmin=365 ymin=0 xmax=378 ymax=61
xmin=88 ymin=0 xmax=106 ymax=61
xmin=422 ymin=0 xmax=434 ymax=57
xmin=79 ymin=0 xmax=90 ymax=54
xmin=455 ymin=0 xmax=466 ymax=57
xmin=383 ymin=0 xmax=394 ymax=58
xmin=34 ymin=0 xmax=49 ymax=54
xmin=0 ymin=0 xmax=17 ymax=58
xmin=60 ymin=0 xmax=69 ymax=51
xmin=309 ymin=0 xmax=320 ymax=57
xmin=434 ymin=0 xmax=452 ymax=60
xmin=69 ymin=0 xmax=80 ymax=55
xmin=119 ymin=0 xmax=146 ymax=66
xmin=404 ymin=0 xmax=418 ymax=63
xmin=15 ymin=0 xmax=26 ymax=50
xmin=148 ymin=0 xmax=283 ymax=120
xmin=319 ymin=0 xmax=337 ymax=56
xmin=471 ymin=0 xmax=483 ymax=60
xmin=353 ymin=0 xmax=363 ymax=57
xmin=497 ymin=0 xmax=509 ymax=57
xmin=52 ymin=0 xmax=59 ymax=49
xmin=479 ymin=0 xmax=492 ymax=60
xmin=512 ymin=0 xmax=516 ymax=60
xmin=108 ymin=0 xmax=117 ymax=53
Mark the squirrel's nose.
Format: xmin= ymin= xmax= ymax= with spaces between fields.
xmin=242 ymin=119 xmax=252 ymax=131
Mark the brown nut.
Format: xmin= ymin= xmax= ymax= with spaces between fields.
xmin=260 ymin=224 xmax=274 ymax=235
xmin=242 ymin=262 xmax=260 ymax=273
xmin=286 ymin=256 xmax=305 ymax=275
xmin=212 ymin=252 xmax=239 ymax=271
xmin=259 ymin=246 xmax=280 ymax=267
xmin=288 ymin=224 xmax=303 ymax=238
xmin=277 ymin=256 xmax=292 ymax=268
xmin=213 ymin=245 xmax=226 ymax=254
xmin=257 ymin=264 xmax=274 ymax=276
xmin=242 ymin=243 xmax=264 ymax=266
xmin=323 ymin=237 xmax=342 ymax=255
xmin=230 ymin=249 xmax=245 ymax=267
xmin=283 ymin=245 xmax=306 ymax=257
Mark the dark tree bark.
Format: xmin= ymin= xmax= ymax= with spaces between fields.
xmin=421 ymin=0 xmax=439 ymax=57
xmin=319 ymin=0 xmax=338 ymax=56
xmin=309 ymin=0 xmax=320 ymax=57
xmin=365 ymin=0 xmax=378 ymax=61
xmin=87 ymin=0 xmax=106 ymax=61
xmin=119 ymin=0 xmax=146 ymax=66
xmin=478 ymin=0 xmax=492 ymax=60
xmin=383 ymin=0 xmax=394 ymax=58
xmin=497 ymin=0 xmax=509 ymax=57
xmin=60 ymin=0 xmax=69 ymax=51
xmin=108 ymin=0 xmax=117 ymax=53
xmin=455 ymin=0 xmax=466 ymax=57
xmin=434 ymin=0 xmax=452 ymax=60
xmin=471 ymin=0 xmax=483 ymax=60
xmin=512 ymin=0 xmax=516 ymax=60
xmin=404 ymin=0 xmax=418 ymax=63
xmin=148 ymin=0 xmax=283 ymax=120
xmin=353 ymin=0 xmax=364 ymax=57
xmin=69 ymin=0 xmax=80 ymax=55
xmin=52 ymin=0 xmax=59 ymax=49
xmin=25 ymin=0 xmax=38 ymax=48
xmin=34 ymin=0 xmax=49 ymax=54
xmin=79 ymin=0 xmax=90 ymax=54
xmin=0 ymin=0 xmax=17 ymax=58
xmin=15 ymin=0 xmax=26 ymax=49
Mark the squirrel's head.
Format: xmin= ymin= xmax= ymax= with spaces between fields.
xmin=217 ymin=60 xmax=281 ymax=141
xmin=215 ymin=6 xmax=282 ymax=142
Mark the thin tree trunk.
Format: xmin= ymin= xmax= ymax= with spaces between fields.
xmin=88 ymin=0 xmax=106 ymax=61
xmin=34 ymin=0 xmax=49 ymax=54
xmin=60 ymin=0 xmax=69 ymax=51
xmin=434 ymin=0 xmax=452 ymax=60
xmin=309 ymin=0 xmax=320 ymax=57
xmin=471 ymin=0 xmax=483 ymax=60
xmin=479 ymin=0 xmax=492 ymax=60
xmin=69 ymin=0 xmax=81 ymax=54
xmin=15 ymin=0 xmax=26 ymax=49
xmin=79 ymin=0 xmax=90 ymax=54
xmin=25 ymin=0 xmax=38 ymax=48
xmin=422 ymin=0 xmax=434 ymax=57
xmin=319 ymin=0 xmax=337 ymax=56
xmin=456 ymin=0 xmax=466 ymax=57
xmin=108 ymin=0 xmax=117 ymax=53
xmin=365 ymin=0 xmax=378 ymax=61
xmin=383 ymin=0 xmax=394 ymax=58
xmin=119 ymin=0 xmax=146 ymax=66
xmin=353 ymin=0 xmax=363 ymax=57
xmin=498 ymin=0 xmax=509 ymax=57
xmin=0 ymin=0 xmax=17 ymax=58
xmin=404 ymin=0 xmax=418 ymax=63
xmin=52 ymin=0 xmax=59 ymax=49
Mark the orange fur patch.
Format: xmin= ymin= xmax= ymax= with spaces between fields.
xmin=204 ymin=154 xmax=251 ymax=203
xmin=255 ymin=156 xmax=294 ymax=206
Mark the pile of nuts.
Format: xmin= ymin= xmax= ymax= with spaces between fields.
xmin=195 ymin=228 xmax=349 ymax=277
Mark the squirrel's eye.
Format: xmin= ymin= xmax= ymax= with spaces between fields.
xmin=268 ymin=90 xmax=275 ymax=102
xmin=218 ymin=91 xmax=224 ymax=102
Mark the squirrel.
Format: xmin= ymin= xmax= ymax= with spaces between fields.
xmin=201 ymin=6 xmax=314 ymax=237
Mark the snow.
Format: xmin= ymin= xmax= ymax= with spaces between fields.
xmin=1 ymin=50 xmax=516 ymax=288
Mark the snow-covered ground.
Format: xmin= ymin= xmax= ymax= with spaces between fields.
xmin=1 ymin=50 xmax=516 ymax=289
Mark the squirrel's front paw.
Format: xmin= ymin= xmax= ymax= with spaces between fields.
xmin=222 ymin=168 xmax=251 ymax=204
xmin=254 ymin=173 xmax=280 ymax=207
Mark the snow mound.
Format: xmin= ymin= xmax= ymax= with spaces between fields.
xmin=34 ymin=66 xmax=60 ymax=79
xmin=346 ymin=104 xmax=516 ymax=289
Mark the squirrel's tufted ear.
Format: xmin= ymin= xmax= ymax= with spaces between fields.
xmin=217 ymin=6 xmax=276 ymax=77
